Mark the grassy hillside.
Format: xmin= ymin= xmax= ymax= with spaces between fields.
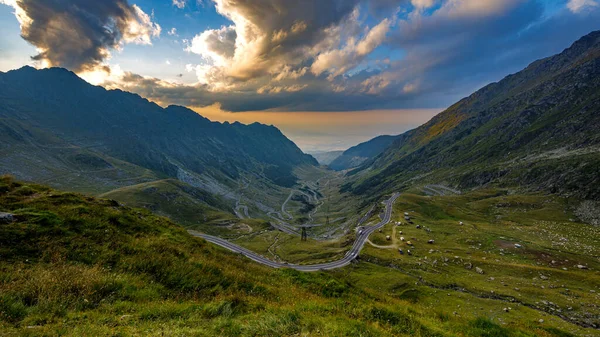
xmin=1 ymin=176 xmax=597 ymax=336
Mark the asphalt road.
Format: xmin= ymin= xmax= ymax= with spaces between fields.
xmin=188 ymin=192 xmax=400 ymax=271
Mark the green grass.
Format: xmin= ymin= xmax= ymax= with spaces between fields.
xmin=0 ymin=176 xmax=597 ymax=336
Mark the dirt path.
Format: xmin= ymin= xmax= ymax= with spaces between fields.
xmin=367 ymin=225 xmax=399 ymax=249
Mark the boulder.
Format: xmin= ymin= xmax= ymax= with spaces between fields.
xmin=476 ymin=267 xmax=485 ymax=274
xmin=0 ymin=212 xmax=14 ymax=224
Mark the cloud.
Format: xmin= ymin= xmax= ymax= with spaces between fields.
xmin=567 ymin=0 xmax=598 ymax=13
xmin=359 ymin=0 xmax=600 ymax=103
xmin=310 ymin=17 xmax=393 ymax=78
xmin=100 ymin=0 xmax=599 ymax=113
xmin=173 ymin=0 xmax=186 ymax=8
xmin=185 ymin=0 xmax=361 ymax=89
xmin=187 ymin=25 xmax=237 ymax=66
xmin=437 ymin=0 xmax=526 ymax=18
xmin=411 ymin=0 xmax=435 ymax=9
xmin=5 ymin=0 xmax=596 ymax=113
xmin=2 ymin=0 xmax=160 ymax=72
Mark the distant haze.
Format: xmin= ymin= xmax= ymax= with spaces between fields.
xmin=192 ymin=107 xmax=442 ymax=152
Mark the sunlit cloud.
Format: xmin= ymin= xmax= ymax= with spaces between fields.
xmin=1 ymin=0 xmax=598 ymax=114
xmin=1 ymin=0 xmax=160 ymax=72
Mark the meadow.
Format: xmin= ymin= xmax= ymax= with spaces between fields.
xmin=0 ymin=176 xmax=597 ymax=336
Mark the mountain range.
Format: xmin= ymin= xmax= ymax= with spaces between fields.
xmin=0 ymin=66 xmax=318 ymax=223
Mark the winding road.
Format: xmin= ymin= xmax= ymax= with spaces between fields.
xmin=188 ymin=192 xmax=400 ymax=271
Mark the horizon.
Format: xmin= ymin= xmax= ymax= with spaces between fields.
xmin=1 ymin=0 xmax=599 ymax=151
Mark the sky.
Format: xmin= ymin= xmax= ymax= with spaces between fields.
xmin=0 ymin=0 xmax=599 ymax=152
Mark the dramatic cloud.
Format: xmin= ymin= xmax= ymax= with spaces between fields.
xmin=2 ymin=0 xmax=160 ymax=72
xmin=311 ymin=17 xmax=393 ymax=78
xmin=185 ymin=0 xmax=365 ymax=89
xmin=2 ymin=0 xmax=598 ymax=112
xmin=352 ymin=0 xmax=600 ymax=102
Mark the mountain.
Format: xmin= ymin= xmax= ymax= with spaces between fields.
xmin=309 ymin=150 xmax=344 ymax=165
xmin=329 ymin=135 xmax=400 ymax=171
xmin=344 ymin=31 xmax=600 ymax=200
xmin=0 ymin=66 xmax=317 ymax=218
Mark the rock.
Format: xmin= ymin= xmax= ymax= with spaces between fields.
xmin=514 ymin=243 xmax=522 ymax=248
xmin=577 ymin=265 xmax=588 ymax=270
xmin=0 ymin=212 xmax=14 ymax=224
xmin=539 ymin=319 xmax=544 ymax=323
xmin=428 ymin=239 xmax=435 ymax=244
xmin=540 ymin=275 xmax=549 ymax=280
xmin=476 ymin=267 xmax=485 ymax=275
xmin=465 ymin=263 xmax=473 ymax=270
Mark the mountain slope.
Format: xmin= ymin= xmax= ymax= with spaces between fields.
xmin=0 ymin=67 xmax=317 ymax=220
xmin=345 ymin=31 xmax=600 ymax=200
xmin=0 ymin=67 xmax=316 ymax=189
xmin=329 ymin=135 xmax=400 ymax=171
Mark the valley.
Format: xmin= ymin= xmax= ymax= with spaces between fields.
xmin=1 ymin=29 xmax=600 ymax=337
xmin=1 ymin=177 xmax=598 ymax=336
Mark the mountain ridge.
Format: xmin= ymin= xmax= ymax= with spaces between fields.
xmin=328 ymin=134 xmax=401 ymax=171
xmin=0 ymin=66 xmax=318 ymax=223
xmin=344 ymin=30 xmax=600 ymax=200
